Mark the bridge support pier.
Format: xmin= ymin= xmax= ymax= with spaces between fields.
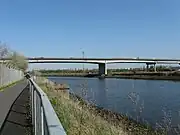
xmin=98 ymin=63 xmax=107 ymax=75
xmin=146 ymin=63 xmax=156 ymax=72
xmin=146 ymin=63 xmax=149 ymax=72
xmin=154 ymin=63 xmax=157 ymax=72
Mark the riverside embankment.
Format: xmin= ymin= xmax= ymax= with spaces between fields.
xmin=106 ymin=75 xmax=180 ymax=81
xmin=36 ymin=77 xmax=166 ymax=135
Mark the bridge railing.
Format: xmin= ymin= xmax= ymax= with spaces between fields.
xmin=28 ymin=77 xmax=67 ymax=135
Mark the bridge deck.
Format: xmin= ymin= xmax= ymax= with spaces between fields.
xmin=0 ymin=81 xmax=32 ymax=135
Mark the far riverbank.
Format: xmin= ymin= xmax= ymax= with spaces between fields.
xmin=106 ymin=75 xmax=180 ymax=81
xmin=41 ymin=72 xmax=180 ymax=82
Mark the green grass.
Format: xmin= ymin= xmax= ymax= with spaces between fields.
xmin=0 ymin=79 xmax=24 ymax=91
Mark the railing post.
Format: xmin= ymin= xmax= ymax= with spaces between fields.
xmin=0 ymin=63 xmax=2 ymax=86
xmin=41 ymin=106 xmax=44 ymax=135
xmin=34 ymin=90 xmax=37 ymax=135
xmin=30 ymin=82 xmax=34 ymax=132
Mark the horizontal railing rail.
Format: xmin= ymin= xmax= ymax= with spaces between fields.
xmin=28 ymin=77 xmax=67 ymax=135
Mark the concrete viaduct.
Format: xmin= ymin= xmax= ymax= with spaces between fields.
xmin=2 ymin=57 xmax=180 ymax=75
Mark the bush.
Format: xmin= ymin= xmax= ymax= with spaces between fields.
xmin=8 ymin=51 xmax=28 ymax=71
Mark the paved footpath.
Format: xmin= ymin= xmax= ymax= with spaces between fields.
xmin=0 ymin=80 xmax=32 ymax=135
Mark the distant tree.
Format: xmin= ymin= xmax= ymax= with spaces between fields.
xmin=9 ymin=51 xmax=28 ymax=72
xmin=0 ymin=42 xmax=13 ymax=68
xmin=0 ymin=42 xmax=10 ymax=58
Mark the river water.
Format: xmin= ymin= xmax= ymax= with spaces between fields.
xmin=48 ymin=77 xmax=180 ymax=128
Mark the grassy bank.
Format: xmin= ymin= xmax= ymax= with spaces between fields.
xmin=35 ymin=77 xmax=165 ymax=135
xmin=0 ymin=79 xmax=24 ymax=91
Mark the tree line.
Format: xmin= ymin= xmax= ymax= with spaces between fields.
xmin=39 ymin=65 xmax=178 ymax=74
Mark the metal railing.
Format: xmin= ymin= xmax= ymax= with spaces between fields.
xmin=28 ymin=77 xmax=67 ymax=135
xmin=0 ymin=63 xmax=23 ymax=87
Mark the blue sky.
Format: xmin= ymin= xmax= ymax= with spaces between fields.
xmin=0 ymin=0 xmax=180 ymax=69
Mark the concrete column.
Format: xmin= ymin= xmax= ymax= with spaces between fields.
xmin=98 ymin=63 xmax=107 ymax=75
xmin=146 ymin=63 xmax=149 ymax=72
xmin=154 ymin=63 xmax=157 ymax=72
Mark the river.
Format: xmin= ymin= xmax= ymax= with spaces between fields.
xmin=48 ymin=77 xmax=180 ymax=129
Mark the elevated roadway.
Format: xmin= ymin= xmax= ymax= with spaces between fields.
xmin=1 ymin=57 xmax=180 ymax=75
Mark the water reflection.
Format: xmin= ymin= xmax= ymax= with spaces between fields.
xmin=96 ymin=79 xmax=107 ymax=107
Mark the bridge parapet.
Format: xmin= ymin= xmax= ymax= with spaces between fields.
xmin=1 ymin=57 xmax=180 ymax=64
